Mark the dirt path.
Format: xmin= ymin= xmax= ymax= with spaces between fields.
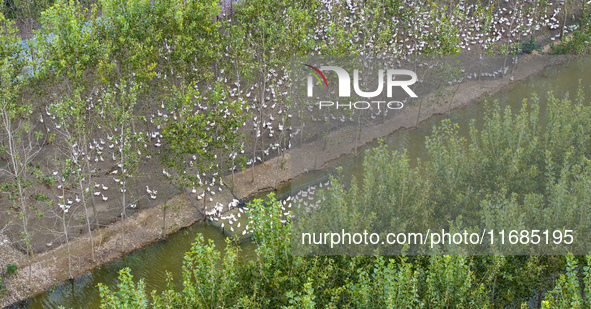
xmin=0 ymin=54 xmax=574 ymax=308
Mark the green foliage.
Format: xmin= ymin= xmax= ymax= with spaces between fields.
xmin=0 ymin=11 xmax=25 ymax=103
xmin=153 ymin=0 xmax=222 ymax=84
xmin=38 ymin=0 xmax=102 ymax=85
xmin=424 ymin=5 xmax=461 ymax=55
xmin=1 ymin=0 xmax=53 ymax=23
xmin=96 ymin=193 xmax=544 ymax=308
xmin=158 ymin=81 xmax=247 ymax=190
xmin=541 ymin=255 xmax=591 ymax=308
xmin=520 ymin=38 xmax=542 ymax=54
xmin=284 ymin=279 xmax=316 ymax=309
xmin=151 ymin=235 xmax=239 ymax=308
xmin=422 ymin=256 xmax=488 ymax=308
xmin=347 ymin=257 xmax=419 ymax=308
xmin=6 ymin=263 xmax=18 ymax=275
xmin=551 ymin=9 xmax=591 ymax=54
xmin=98 ymin=268 xmax=148 ymax=309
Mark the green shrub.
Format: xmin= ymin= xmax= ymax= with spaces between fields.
xmin=6 ymin=263 xmax=18 ymax=276
xmin=551 ymin=10 xmax=591 ymax=54
xmin=520 ymin=38 xmax=542 ymax=54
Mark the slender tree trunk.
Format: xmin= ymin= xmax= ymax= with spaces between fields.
xmin=273 ymin=149 xmax=280 ymax=190
xmin=18 ymin=183 xmax=32 ymax=288
xmin=491 ymin=277 xmax=497 ymax=305
xmin=79 ymin=178 xmax=95 ymax=262
xmin=561 ymin=2 xmax=569 ymax=41
xmin=162 ymin=200 xmax=167 ymax=238
xmin=202 ymin=190 xmax=208 ymax=218
xmin=502 ymin=14 xmax=516 ymax=78
xmin=231 ymin=156 xmax=235 ymax=189
xmin=82 ymin=135 xmax=99 ymax=230
xmin=355 ymin=111 xmax=361 ymax=157
xmin=448 ymin=83 xmax=462 ymax=115
xmin=121 ymin=178 xmax=126 ymax=253
xmin=261 ymin=130 xmax=265 ymax=164
xmin=2 ymin=107 xmax=39 ymax=291
xmin=416 ymin=98 xmax=424 ymax=127
xmin=61 ymin=200 xmax=72 ymax=279
xmin=251 ymin=134 xmax=258 ymax=183
xmin=6 ymin=115 xmax=33 ymax=288
xmin=120 ymin=135 xmax=126 ymax=254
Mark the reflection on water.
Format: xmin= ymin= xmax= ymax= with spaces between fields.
xmin=13 ymin=57 xmax=591 ymax=309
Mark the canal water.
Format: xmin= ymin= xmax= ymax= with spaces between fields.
xmin=11 ymin=56 xmax=591 ymax=308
